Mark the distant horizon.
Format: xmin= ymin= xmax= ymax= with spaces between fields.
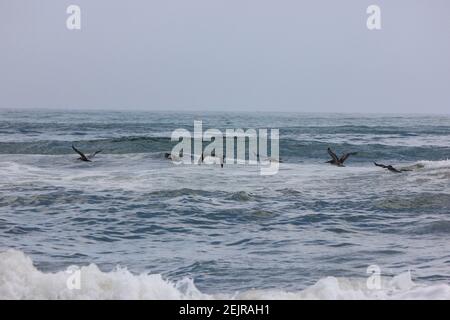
xmin=1 ymin=105 xmax=449 ymax=116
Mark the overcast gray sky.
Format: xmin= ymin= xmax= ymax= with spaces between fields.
xmin=1 ymin=0 xmax=449 ymax=113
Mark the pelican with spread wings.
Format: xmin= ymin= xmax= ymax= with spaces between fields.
xmin=326 ymin=147 xmax=357 ymax=167
xmin=374 ymin=162 xmax=412 ymax=173
xmin=72 ymin=145 xmax=102 ymax=162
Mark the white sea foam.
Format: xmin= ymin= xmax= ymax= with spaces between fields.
xmin=415 ymin=159 xmax=450 ymax=169
xmin=285 ymin=133 xmax=450 ymax=147
xmin=0 ymin=249 xmax=208 ymax=300
xmin=1 ymin=249 xmax=449 ymax=300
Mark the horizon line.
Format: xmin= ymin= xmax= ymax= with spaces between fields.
xmin=1 ymin=106 xmax=450 ymax=116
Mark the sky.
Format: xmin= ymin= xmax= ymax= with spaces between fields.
xmin=1 ymin=0 xmax=449 ymax=113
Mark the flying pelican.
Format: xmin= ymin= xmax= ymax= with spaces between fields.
xmin=326 ymin=147 xmax=357 ymax=167
xmin=374 ymin=162 xmax=412 ymax=173
xmin=72 ymin=145 xmax=102 ymax=162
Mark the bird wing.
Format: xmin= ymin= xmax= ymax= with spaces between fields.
xmin=89 ymin=150 xmax=102 ymax=159
xmin=374 ymin=162 xmax=388 ymax=168
xmin=391 ymin=167 xmax=402 ymax=173
xmin=72 ymin=145 xmax=89 ymax=161
xmin=340 ymin=152 xmax=357 ymax=163
xmin=327 ymin=148 xmax=339 ymax=162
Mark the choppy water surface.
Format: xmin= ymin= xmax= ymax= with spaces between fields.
xmin=1 ymin=110 xmax=449 ymax=299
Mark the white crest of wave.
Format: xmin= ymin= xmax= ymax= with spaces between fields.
xmin=1 ymin=249 xmax=450 ymax=300
xmin=0 ymin=249 xmax=209 ymax=300
xmin=416 ymin=159 xmax=450 ymax=169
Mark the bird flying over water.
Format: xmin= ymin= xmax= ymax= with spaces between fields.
xmin=72 ymin=145 xmax=102 ymax=162
xmin=326 ymin=147 xmax=357 ymax=167
xmin=374 ymin=162 xmax=412 ymax=173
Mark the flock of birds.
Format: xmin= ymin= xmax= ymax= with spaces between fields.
xmin=325 ymin=147 xmax=412 ymax=173
xmin=71 ymin=144 xmax=409 ymax=173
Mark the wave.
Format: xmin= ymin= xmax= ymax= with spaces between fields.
xmin=416 ymin=159 xmax=450 ymax=169
xmin=0 ymin=137 xmax=173 ymax=155
xmin=1 ymin=249 xmax=449 ymax=300
xmin=375 ymin=193 xmax=450 ymax=211
xmin=410 ymin=221 xmax=450 ymax=235
xmin=1 ymin=137 xmax=450 ymax=165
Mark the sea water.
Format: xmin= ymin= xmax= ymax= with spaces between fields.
xmin=1 ymin=110 xmax=449 ymax=299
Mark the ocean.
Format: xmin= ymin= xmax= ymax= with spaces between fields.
xmin=1 ymin=109 xmax=450 ymax=299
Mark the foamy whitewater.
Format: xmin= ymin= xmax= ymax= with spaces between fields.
xmin=1 ymin=110 xmax=450 ymax=299
xmin=2 ymin=249 xmax=450 ymax=300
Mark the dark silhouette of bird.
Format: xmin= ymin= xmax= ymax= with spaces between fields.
xmin=72 ymin=145 xmax=102 ymax=162
xmin=326 ymin=147 xmax=357 ymax=167
xmin=374 ymin=162 xmax=412 ymax=173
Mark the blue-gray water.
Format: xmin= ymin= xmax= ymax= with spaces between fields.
xmin=1 ymin=110 xmax=450 ymax=297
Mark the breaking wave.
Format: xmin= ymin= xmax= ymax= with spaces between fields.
xmin=1 ymin=249 xmax=449 ymax=300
